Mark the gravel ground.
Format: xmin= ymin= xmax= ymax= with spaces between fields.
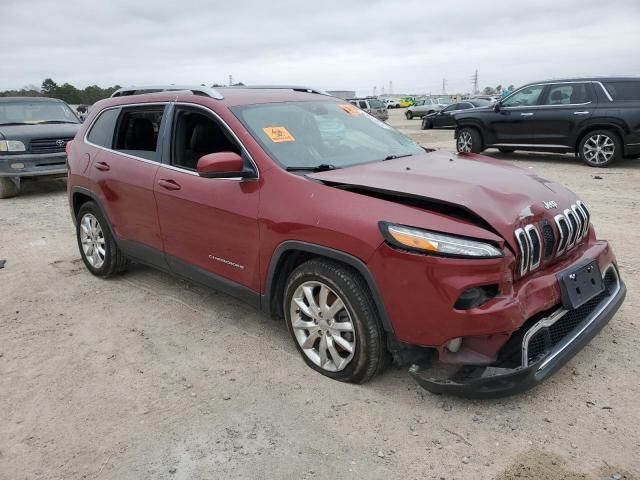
xmin=1 ymin=108 xmax=638 ymax=479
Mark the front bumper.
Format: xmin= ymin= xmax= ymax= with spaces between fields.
xmin=410 ymin=265 xmax=626 ymax=398
xmin=0 ymin=152 xmax=67 ymax=177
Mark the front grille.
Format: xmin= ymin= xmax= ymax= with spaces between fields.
xmin=29 ymin=137 xmax=73 ymax=153
xmin=515 ymin=201 xmax=592 ymax=277
xmin=524 ymin=266 xmax=618 ymax=365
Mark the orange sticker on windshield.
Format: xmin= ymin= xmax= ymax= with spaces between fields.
xmin=263 ymin=126 xmax=295 ymax=143
xmin=339 ymin=103 xmax=363 ymax=116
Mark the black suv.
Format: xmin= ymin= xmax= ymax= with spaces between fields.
xmin=454 ymin=77 xmax=640 ymax=167
xmin=0 ymin=97 xmax=81 ymax=198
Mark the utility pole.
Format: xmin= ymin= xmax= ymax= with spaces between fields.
xmin=442 ymin=78 xmax=447 ymax=94
xmin=373 ymin=86 xmax=377 ymax=97
xmin=472 ymin=69 xmax=479 ymax=95
xmin=229 ymin=75 xmax=233 ymax=86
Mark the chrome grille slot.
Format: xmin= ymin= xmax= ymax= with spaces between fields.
xmin=555 ymin=215 xmax=569 ymax=256
xmin=576 ymin=200 xmax=590 ymax=238
xmin=514 ymin=228 xmax=530 ymax=275
xmin=564 ymin=208 xmax=579 ymax=247
xmin=525 ymin=225 xmax=541 ymax=270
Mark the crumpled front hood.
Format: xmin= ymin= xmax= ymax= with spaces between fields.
xmin=309 ymin=150 xmax=580 ymax=249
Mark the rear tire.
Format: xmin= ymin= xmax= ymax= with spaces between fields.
xmin=0 ymin=177 xmax=20 ymax=199
xmin=578 ymin=130 xmax=621 ymax=167
xmin=284 ymin=259 xmax=389 ymax=384
xmin=76 ymin=201 xmax=128 ymax=277
xmin=405 ymin=111 xmax=413 ymax=120
xmin=456 ymin=127 xmax=483 ymax=154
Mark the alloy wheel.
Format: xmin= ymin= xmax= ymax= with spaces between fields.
xmin=583 ymin=134 xmax=615 ymax=165
xmin=457 ymin=131 xmax=473 ymax=152
xmin=289 ymin=281 xmax=356 ymax=372
xmin=79 ymin=213 xmax=106 ymax=268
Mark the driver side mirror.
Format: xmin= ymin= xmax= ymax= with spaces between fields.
xmin=196 ymin=152 xmax=254 ymax=179
xmin=493 ymin=101 xmax=502 ymax=112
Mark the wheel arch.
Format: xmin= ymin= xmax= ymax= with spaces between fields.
xmin=262 ymin=241 xmax=394 ymax=335
xmin=575 ymin=123 xmax=626 ymax=151
xmin=71 ymin=187 xmax=112 ymax=230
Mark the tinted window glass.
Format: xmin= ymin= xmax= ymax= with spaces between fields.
xmin=358 ymin=101 xmax=368 ymax=109
xmin=502 ymin=85 xmax=544 ymax=107
xmin=86 ymin=108 xmax=119 ymax=148
xmin=603 ymin=81 xmax=640 ymax=101
xmin=544 ymin=83 xmax=592 ymax=105
xmin=442 ymin=104 xmax=457 ymax=112
xmin=113 ymin=107 xmax=165 ymax=160
xmin=171 ymin=108 xmax=240 ymax=171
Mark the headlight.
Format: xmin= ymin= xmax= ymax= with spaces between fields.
xmin=0 ymin=140 xmax=26 ymax=152
xmin=380 ymin=222 xmax=503 ymax=258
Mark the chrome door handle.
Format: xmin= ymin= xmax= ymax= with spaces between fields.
xmin=520 ymin=113 xmax=534 ymax=117
xmin=573 ymin=111 xmax=590 ymax=115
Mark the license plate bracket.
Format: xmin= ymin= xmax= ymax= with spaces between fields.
xmin=557 ymin=260 xmax=604 ymax=310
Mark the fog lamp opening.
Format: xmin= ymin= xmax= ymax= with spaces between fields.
xmin=446 ymin=337 xmax=463 ymax=353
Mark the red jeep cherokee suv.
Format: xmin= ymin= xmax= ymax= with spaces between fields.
xmin=67 ymin=85 xmax=626 ymax=397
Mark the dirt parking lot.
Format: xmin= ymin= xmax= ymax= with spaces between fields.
xmin=1 ymin=108 xmax=639 ymax=480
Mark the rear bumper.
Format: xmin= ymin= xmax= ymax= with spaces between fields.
xmin=410 ymin=267 xmax=626 ymax=398
xmin=0 ymin=152 xmax=67 ymax=177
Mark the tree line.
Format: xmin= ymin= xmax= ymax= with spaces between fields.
xmin=0 ymin=79 xmax=248 ymax=105
xmin=0 ymin=78 xmax=121 ymax=105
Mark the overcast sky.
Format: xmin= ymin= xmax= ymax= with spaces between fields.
xmin=1 ymin=0 xmax=639 ymax=96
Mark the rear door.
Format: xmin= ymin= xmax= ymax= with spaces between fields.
xmin=531 ymin=82 xmax=595 ymax=147
xmin=491 ymin=84 xmax=545 ymax=144
xmin=88 ymin=104 xmax=167 ymax=256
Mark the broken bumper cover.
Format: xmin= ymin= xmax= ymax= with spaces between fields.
xmin=410 ymin=275 xmax=626 ymax=399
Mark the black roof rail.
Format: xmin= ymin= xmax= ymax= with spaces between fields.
xmin=111 ymin=85 xmax=224 ymax=100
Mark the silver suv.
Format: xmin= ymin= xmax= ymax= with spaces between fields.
xmin=405 ymin=98 xmax=450 ymax=120
xmin=347 ymin=97 xmax=389 ymax=122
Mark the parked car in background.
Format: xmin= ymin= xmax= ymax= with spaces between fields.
xmin=399 ymin=98 xmax=414 ymax=108
xmin=421 ymin=99 xmax=491 ymax=129
xmin=405 ymin=98 xmax=450 ymax=119
xmin=66 ymin=84 xmax=625 ymax=397
xmin=0 ymin=97 xmax=81 ymax=198
xmin=454 ymin=77 xmax=640 ymax=167
xmin=384 ymin=98 xmax=402 ymax=109
xmin=347 ymin=97 xmax=389 ymax=121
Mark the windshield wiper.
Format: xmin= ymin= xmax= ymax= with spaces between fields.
xmin=383 ymin=153 xmax=414 ymax=161
xmin=286 ymin=164 xmax=338 ymax=172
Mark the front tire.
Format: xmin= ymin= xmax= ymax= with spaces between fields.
xmin=456 ymin=127 xmax=483 ymax=153
xmin=76 ymin=201 xmax=128 ymax=277
xmin=405 ymin=111 xmax=413 ymax=120
xmin=578 ymin=130 xmax=621 ymax=167
xmin=0 ymin=177 xmax=20 ymax=199
xmin=421 ymin=118 xmax=433 ymax=130
xmin=284 ymin=259 xmax=388 ymax=384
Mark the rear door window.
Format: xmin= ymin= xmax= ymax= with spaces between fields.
xmin=603 ymin=81 xmax=640 ymax=101
xmin=86 ymin=108 xmax=119 ymax=148
xmin=543 ymin=83 xmax=593 ymax=105
xmin=113 ymin=106 xmax=165 ymax=161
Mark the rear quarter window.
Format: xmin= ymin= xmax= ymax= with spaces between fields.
xmin=603 ymin=81 xmax=640 ymax=101
xmin=86 ymin=108 xmax=119 ymax=148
